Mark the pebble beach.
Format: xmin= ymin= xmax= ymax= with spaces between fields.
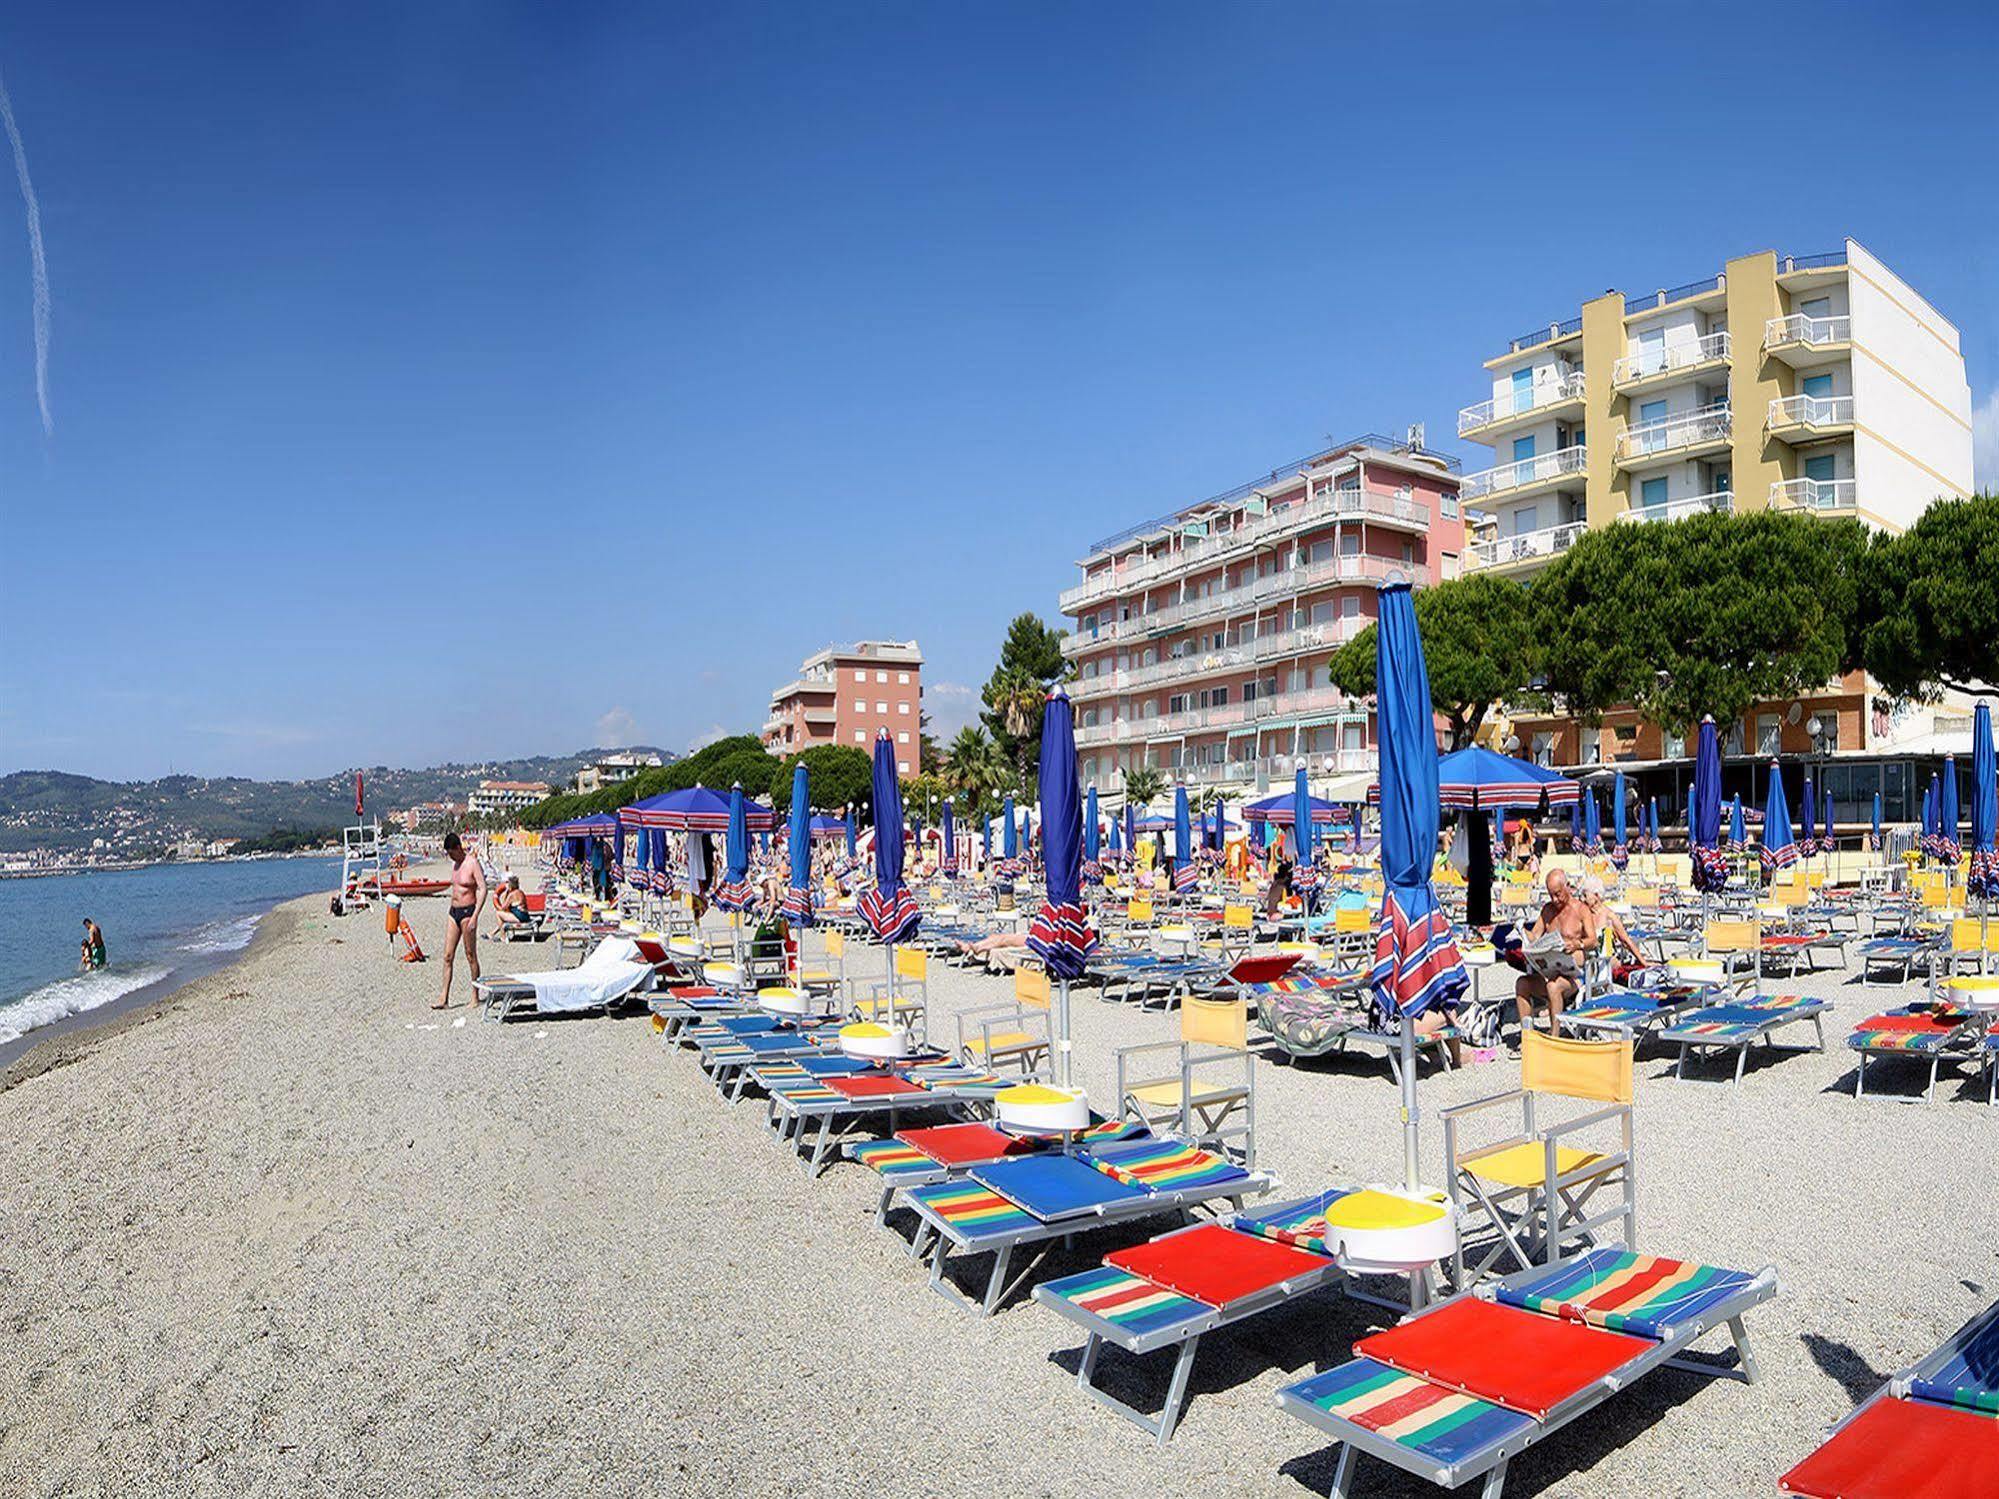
xmin=3 ymin=863 xmax=1994 ymax=1498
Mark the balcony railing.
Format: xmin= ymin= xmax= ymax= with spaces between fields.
xmin=1460 ymin=444 xmax=1587 ymax=501
xmin=1615 ymin=403 xmax=1732 ymax=462
xmin=1065 ymin=554 xmax=1405 ymax=654
xmin=1611 ymin=330 xmax=1730 ymax=386
xmin=1770 ymin=477 xmax=1857 ymax=513
xmin=1071 ymin=619 xmax=1364 ymax=698
xmin=1624 ymin=273 xmax=1725 ymax=315
xmin=1457 ymin=369 xmax=1586 ymax=435
xmin=1616 ymin=489 xmax=1733 ymax=525
xmin=1506 ymin=315 xmax=1583 ymax=354
xmin=1768 ymin=393 xmax=1854 ymax=431
xmin=1764 ymin=313 xmax=1850 ymax=351
xmin=1465 ymin=520 xmax=1588 ymax=572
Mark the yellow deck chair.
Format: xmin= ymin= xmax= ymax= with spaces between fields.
xmin=1126 ymin=896 xmax=1156 ymax=929
xmin=1702 ymin=918 xmax=1763 ymax=988
xmin=1947 ymin=917 xmax=1999 ymax=977
xmin=1114 ymin=993 xmax=1256 ymax=1166
xmin=1329 ymin=906 xmax=1373 ymax=966
xmin=852 ymin=944 xmax=928 ymax=1035
xmin=1624 ymin=885 xmax=1660 ymax=912
xmin=1443 ymin=1030 xmax=1636 ymax=1286
xmin=953 ymin=963 xmax=1052 ymax=1075
xmin=796 ymin=927 xmax=846 ymax=998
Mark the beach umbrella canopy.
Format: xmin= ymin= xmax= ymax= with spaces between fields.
xmin=1730 ymin=795 xmax=1747 ymax=853
xmin=712 ymin=783 xmax=755 ymax=912
xmin=1760 ymin=763 xmax=1797 ymax=881
xmin=1611 ymin=772 xmax=1628 ymax=869
xmin=1172 ymin=786 xmax=1198 ymax=892
xmin=1800 ymin=772 xmax=1817 ymax=857
xmin=859 ymin=734 xmax=920 ymax=941
xmin=1369 ymin=582 xmax=1467 ymax=1188
xmin=941 ymin=798 xmax=958 ymax=876
xmin=807 ymin=814 xmax=848 ymax=841
xmin=621 ymin=784 xmax=776 ymax=832
xmin=1245 ymin=791 xmax=1340 ymax=825
xmin=1690 ymin=715 xmax=1728 ymax=893
xmin=1941 ymin=756 xmax=1962 ymax=867
xmin=1082 ymin=785 xmax=1100 ymax=878
xmin=1367 ymin=745 xmax=1578 ymax=810
xmin=1969 ymin=704 xmax=1998 ymax=900
xmin=1872 ymin=791 xmax=1883 ymax=853
xmin=784 ymin=764 xmax=814 ymax=924
xmin=1026 ymin=688 xmax=1098 ymax=992
xmin=1002 ymin=795 xmax=1018 ymax=863
xmin=1584 ymin=788 xmax=1603 ymax=857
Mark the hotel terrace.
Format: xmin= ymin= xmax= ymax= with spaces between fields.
xmin=761 ymin=639 xmax=924 ymax=773
xmin=1058 ymin=433 xmax=1463 ymax=804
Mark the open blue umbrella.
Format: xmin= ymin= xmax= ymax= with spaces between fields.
xmin=1082 ymin=785 xmax=1100 ymax=881
xmin=621 ymin=784 xmax=777 ymax=832
xmin=1026 ymin=689 xmax=1098 ymax=1086
xmin=1871 ymin=791 xmax=1883 ymax=854
xmin=1941 ymin=755 xmax=1962 ymax=869
xmin=1690 ymin=715 xmax=1727 ymax=893
xmin=1800 ymin=771 xmax=1817 ymax=859
xmin=1610 ymin=772 xmax=1628 ymax=870
xmin=783 ymin=763 xmax=814 ymax=924
xmin=941 ymin=798 xmax=958 ymax=877
xmin=712 ymin=783 xmax=754 ymax=912
xmin=858 ymin=734 xmax=919 ymax=942
xmin=1247 ymin=790 xmax=1340 ymax=825
xmin=1172 ymin=785 xmax=1198 ymax=893
xmin=1369 ymin=581 xmax=1468 ymax=1189
xmin=1969 ymin=704 xmax=1998 ymax=902
xmin=1367 ymin=746 xmax=1579 ymax=811
xmin=1760 ymin=762 xmax=1797 ymax=882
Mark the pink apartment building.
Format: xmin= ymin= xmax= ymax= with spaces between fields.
xmin=761 ymin=639 xmax=924 ymax=773
xmin=1060 ymin=433 xmax=1464 ymax=803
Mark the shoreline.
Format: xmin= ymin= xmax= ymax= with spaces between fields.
xmin=0 ymin=897 xmax=308 ymax=1090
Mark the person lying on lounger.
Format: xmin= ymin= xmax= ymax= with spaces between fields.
xmin=956 ymin=931 xmax=1028 ymax=957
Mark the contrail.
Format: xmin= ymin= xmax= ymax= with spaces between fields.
xmin=0 ymin=68 xmax=50 ymax=436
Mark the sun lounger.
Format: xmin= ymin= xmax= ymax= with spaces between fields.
xmin=906 ymin=1138 xmax=1272 ymax=1316
xmin=1760 ymin=928 xmax=1845 ymax=975
xmin=846 ymin=1117 xmax=1145 ymax=1226
xmin=1856 ymin=933 xmax=1942 ymax=985
xmin=1847 ymin=1005 xmax=1981 ymax=1102
xmin=1780 ymin=1297 xmax=1999 ymax=1499
xmin=763 ymin=1061 xmax=1016 ymax=1175
xmin=1658 ymin=993 xmax=1831 ymax=1084
xmin=475 ymin=934 xmax=655 ymax=1022
xmin=1252 ymin=970 xmax=1373 ymax=1059
xmin=1561 ymin=983 xmax=1718 ymax=1044
xmin=1035 ymin=1189 xmax=1358 ymax=1444
xmin=1277 ymin=1246 xmax=1775 ymax=1498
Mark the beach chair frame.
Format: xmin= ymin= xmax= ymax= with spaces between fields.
xmin=1664 ymin=994 xmax=1831 ymax=1086
xmin=1113 ymin=994 xmax=1257 ymax=1166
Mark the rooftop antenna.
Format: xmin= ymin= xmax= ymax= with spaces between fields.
xmin=1405 ymin=422 xmax=1426 ymax=450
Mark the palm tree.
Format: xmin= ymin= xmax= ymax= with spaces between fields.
xmin=944 ymin=725 xmax=1009 ymax=816
xmin=1122 ymin=764 xmax=1165 ymax=812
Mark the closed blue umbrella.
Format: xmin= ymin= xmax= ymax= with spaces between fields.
xmin=1026 ymin=689 xmax=1098 ymax=1086
xmin=1569 ymin=794 xmax=1583 ymax=855
xmin=1291 ymin=766 xmax=1321 ymax=905
xmin=941 ymin=798 xmax=958 ymax=878
xmin=1924 ymin=775 xmax=1939 ymax=861
xmin=1369 ymin=582 xmax=1467 ymax=1189
xmin=784 ymin=763 xmax=813 ymax=925
xmin=1730 ymin=795 xmax=1747 ymax=854
xmin=1760 ymin=762 xmax=1797 ymax=883
xmin=1210 ymin=795 xmax=1226 ymax=853
xmin=1800 ymin=771 xmax=1817 ymax=859
xmin=713 ymin=783 xmax=754 ymax=912
xmin=1690 ymin=715 xmax=1727 ymax=893
xmin=1172 ymin=785 xmax=1197 ymax=893
xmin=845 ymin=807 xmax=858 ymax=862
xmin=1584 ymin=788 xmax=1603 ymax=858
xmin=1871 ymin=791 xmax=1883 ymax=854
xmin=859 ymin=734 xmax=919 ymax=943
xmin=1082 ymin=785 xmax=1100 ymax=881
xmin=1969 ymin=704 xmax=1998 ymax=902
xmin=1821 ymin=779 xmax=1835 ymax=867
xmin=1611 ymin=772 xmax=1628 ymax=870
xmin=1124 ymin=801 xmax=1137 ymax=870
xmin=649 ymin=826 xmax=670 ymax=894
xmin=1002 ymin=794 xmax=1018 ymax=871
xmin=1941 ymin=755 xmax=1962 ymax=869
xmin=1647 ymin=797 xmax=1661 ymax=858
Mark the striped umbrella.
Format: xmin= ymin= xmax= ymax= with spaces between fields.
xmin=1610 ymin=772 xmax=1628 ymax=870
xmin=712 ymin=783 xmax=754 ymax=912
xmin=982 ymin=812 xmax=993 ymax=867
xmin=783 ymin=763 xmax=814 ymax=924
xmin=1082 ymin=785 xmax=1100 ymax=882
xmin=1001 ymin=794 xmax=1018 ymax=875
xmin=1026 ymin=688 xmax=1099 ymax=1086
xmin=1647 ymin=797 xmax=1661 ymax=857
xmin=1584 ymin=788 xmax=1603 ymax=859
xmin=1124 ymin=800 xmax=1137 ymax=871
xmin=1821 ymin=779 xmax=1835 ymax=868
xmin=858 ymin=733 xmax=920 ymax=942
xmin=1761 ymin=762 xmax=1797 ymax=881
xmin=1172 ymin=785 xmax=1198 ymax=893
xmin=1800 ymin=771 xmax=1817 ymax=859
xmin=1730 ymin=795 xmax=1747 ymax=855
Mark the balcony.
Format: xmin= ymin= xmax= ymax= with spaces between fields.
xmin=1615 ymin=404 xmax=1732 ymax=467
xmin=1763 ymin=313 xmax=1851 ymax=366
xmin=1460 ymin=444 xmax=1587 ymax=502
xmin=1767 ymin=393 xmax=1854 ymax=442
xmin=1071 ymin=620 xmax=1365 ymax=701
xmin=1615 ymin=489 xmax=1733 ymax=525
xmin=1064 ymin=554 xmax=1406 ymax=656
xmin=1611 ymin=331 xmax=1730 ymax=390
xmin=1464 ymin=520 xmax=1588 ymax=573
xmin=1769 ymin=477 xmax=1857 ymax=515
xmin=1457 ymin=369 xmax=1586 ymax=438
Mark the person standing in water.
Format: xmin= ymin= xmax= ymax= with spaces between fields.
xmin=79 ymin=918 xmax=107 ymax=971
xmin=436 ymin=832 xmax=486 ymax=1009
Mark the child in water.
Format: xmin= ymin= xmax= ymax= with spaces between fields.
xmin=79 ymin=918 xmax=107 ymax=971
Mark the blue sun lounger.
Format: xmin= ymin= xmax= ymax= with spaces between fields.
xmin=906 ymin=1140 xmax=1272 ymax=1316
xmin=761 ymin=1062 xmax=1016 ymax=1175
xmin=846 ymin=1117 xmax=1147 ymax=1226
xmin=1657 ymin=993 xmax=1831 ymax=1085
xmin=1561 ymin=984 xmax=1719 ymax=1045
xmin=1276 ymin=1246 xmax=1776 ymax=1498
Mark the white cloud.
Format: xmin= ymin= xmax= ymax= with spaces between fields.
xmin=685 ymin=723 xmax=727 ymax=754
xmin=1973 ymin=388 xmax=1999 ymax=494
xmin=594 ymin=706 xmax=640 ymax=747
xmin=925 ymin=681 xmax=980 ymax=739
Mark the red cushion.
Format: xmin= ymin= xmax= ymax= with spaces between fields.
xmin=899 ymin=1123 xmax=1036 ymax=1167
xmin=1105 ymin=1224 xmax=1325 ymax=1308
xmin=1356 ymin=1297 xmax=1649 ymax=1421
xmin=827 ymin=1076 xmax=927 ymax=1099
xmin=1228 ymin=952 xmax=1303 ymax=984
xmin=632 ymin=940 xmax=669 ymax=963
xmin=1862 ymin=1013 xmax=1958 ymax=1034
xmin=1779 ymin=1397 xmax=1999 ymax=1498
xmin=524 ymin=894 xmax=546 ymax=912
xmin=669 ymin=986 xmax=719 ymax=999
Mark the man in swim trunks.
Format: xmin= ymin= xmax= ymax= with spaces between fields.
xmin=437 ymin=832 xmax=486 ymax=1009
xmin=1514 ymin=868 xmax=1589 ymax=1036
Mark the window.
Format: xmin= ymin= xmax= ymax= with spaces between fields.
xmin=1441 ymin=492 xmax=1459 ymax=518
xmin=875 ymin=701 xmax=887 ymax=714
xmin=897 ymin=672 xmax=909 ymax=684
xmin=1638 ymin=397 xmax=1666 ymax=428
xmin=1211 ymin=686 xmax=1229 ymax=707
xmin=1802 ymin=373 xmax=1834 ymax=399
xmin=875 ymin=670 xmax=887 ymax=683
xmin=1512 ymin=434 xmax=1536 ymax=466
xmin=1511 ymin=367 xmax=1533 ymax=415
xmin=1340 ymin=533 xmax=1360 ymax=557
xmin=853 ymin=730 xmax=865 ymax=744
xmin=1340 ymin=594 xmax=1361 ymax=619
xmin=1511 ymin=505 xmax=1539 ymax=537
xmin=897 ymin=731 xmax=909 ymax=744
xmin=1663 ymin=730 xmax=1685 ymax=759
xmin=897 ymin=701 xmax=910 ymax=715
xmin=1805 ymin=454 xmax=1836 ymax=483
xmin=1531 ymin=732 xmax=1555 ymax=767
xmin=897 ymin=761 xmax=908 ymax=773
xmin=1637 ymin=325 xmax=1665 ymax=376
xmin=1641 ymin=476 xmax=1668 ymax=509
xmin=1757 ymin=714 xmax=1782 ymax=756
xmin=852 ymin=699 xmax=865 ymax=713
xmin=1400 ymin=540 xmax=1413 ymax=564
xmin=854 ymin=670 xmax=866 ymax=683
xmin=1800 ymin=296 xmax=1832 ymax=319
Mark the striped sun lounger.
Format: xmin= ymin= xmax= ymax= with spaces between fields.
xmin=1277 ymin=1246 xmax=1776 ymax=1498
xmin=1847 ymin=1006 xmax=1981 ymax=1103
xmin=1562 ymin=984 xmax=1719 ymax=1044
xmin=1781 ymin=1297 xmax=1999 ymax=1498
xmin=1856 ymin=934 xmax=1942 ymax=986
xmin=846 ymin=1117 xmax=1147 ymax=1226
xmin=907 ymin=1142 xmax=1272 ymax=1316
xmin=1659 ymin=993 xmax=1830 ymax=1085
xmin=1035 ymin=1189 xmax=1357 ymax=1445
xmin=766 ymin=1062 xmax=1014 ymax=1175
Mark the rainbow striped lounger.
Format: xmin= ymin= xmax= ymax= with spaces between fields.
xmin=695 ymin=1024 xmax=847 ymax=1099
xmin=1847 ymin=1005 xmax=1980 ymax=1102
xmin=1035 ymin=1189 xmax=1357 ymax=1445
xmin=1657 ymin=993 xmax=1830 ymax=1085
xmin=906 ymin=1138 xmax=1272 ymax=1316
xmin=1857 ymin=933 xmax=1942 ymax=985
xmin=1780 ymin=1297 xmax=1999 ymax=1498
xmin=763 ymin=1062 xmax=1015 ymax=1175
xmin=1562 ymin=984 xmax=1719 ymax=1045
xmin=846 ymin=1117 xmax=1146 ymax=1227
xmin=1277 ymin=1246 xmax=1776 ymax=1498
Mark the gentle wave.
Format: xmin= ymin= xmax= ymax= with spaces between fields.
xmin=176 ymin=913 xmax=263 ymax=956
xmin=0 ymin=964 xmax=174 ymax=1047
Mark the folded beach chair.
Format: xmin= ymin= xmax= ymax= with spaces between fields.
xmin=1658 ymin=992 xmax=1831 ymax=1085
xmin=1277 ymin=1246 xmax=1774 ymax=1499
xmin=1780 ymin=1297 xmax=1999 ymax=1499
xmin=1035 ymin=1188 xmax=1393 ymax=1445
xmin=475 ymin=934 xmax=655 ymax=1022
xmin=906 ymin=1137 xmax=1272 ymax=1316
xmin=1115 ymin=993 xmax=1257 ymax=1165
xmin=1846 ymin=1004 xmax=1980 ymax=1102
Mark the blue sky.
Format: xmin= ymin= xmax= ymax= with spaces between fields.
xmin=1 ymin=2 xmax=1994 ymax=782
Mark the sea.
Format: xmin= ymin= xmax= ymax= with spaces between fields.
xmin=0 ymin=856 xmax=344 ymax=1050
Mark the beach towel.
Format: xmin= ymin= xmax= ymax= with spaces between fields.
xmin=490 ymin=935 xmax=652 ymax=1014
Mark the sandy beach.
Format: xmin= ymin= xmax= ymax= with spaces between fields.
xmin=4 ymin=867 xmax=1995 ymax=1498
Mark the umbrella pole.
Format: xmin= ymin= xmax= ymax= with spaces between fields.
xmin=1057 ymin=977 xmax=1073 ymax=1090
xmin=885 ymin=940 xmax=898 ymax=1030
xmin=1400 ymin=1015 xmax=1419 ymax=1190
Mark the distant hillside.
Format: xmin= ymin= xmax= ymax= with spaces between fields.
xmin=0 ymin=748 xmax=675 ymax=854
